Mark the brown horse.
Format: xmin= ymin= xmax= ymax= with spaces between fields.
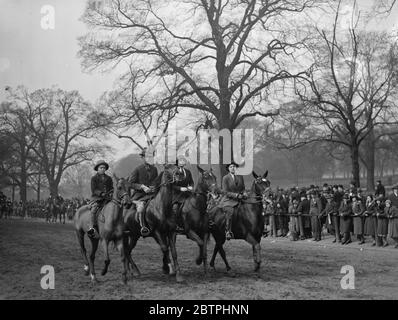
xmin=209 ymin=170 xmax=270 ymax=272
xmin=123 ymin=164 xmax=185 ymax=282
xmin=74 ymin=175 xmax=131 ymax=284
xmin=177 ymin=166 xmax=218 ymax=274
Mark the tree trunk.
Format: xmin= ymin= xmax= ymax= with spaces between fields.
xmin=350 ymin=143 xmax=360 ymax=188
xmin=37 ymin=173 xmax=41 ymax=202
xmin=20 ymin=155 xmax=28 ymax=217
xmin=49 ymin=180 xmax=58 ymax=197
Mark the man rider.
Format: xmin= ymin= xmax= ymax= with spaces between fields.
xmin=220 ymin=162 xmax=246 ymax=240
xmin=88 ymin=160 xmax=113 ymax=239
xmin=128 ymin=148 xmax=158 ymax=236
xmin=172 ymin=155 xmax=194 ymax=233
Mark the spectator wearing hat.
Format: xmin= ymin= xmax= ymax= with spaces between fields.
xmin=351 ymin=195 xmax=365 ymax=244
xmin=375 ymin=180 xmax=385 ymax=199
xmin=309 ymin=191 xmax=323 ymax=241
xmin=288 ymin=198 xmax=300 ymax=241
xmin=220 ymin=162 xmax=246 ymax=240
xmin=297 ymin=191 xmax=310 ymax=240
xmin=88 ymin=160 xmax=113 ymax=238
xmin=264 ymin=194 xmax=277 ymax=237
xmin=275 ymin=191 xmax=288 ymax=237
xmin=339 ymin=194 xmax=352 ymax=245
xmin=378 ymin=199 xmax=391 ymax=247
xmin=363 ymin=195 xmax=377 ymax=246
xmin=388 ymin=184 xmax=398 ymax=208
xmin=128 ymin=148 xmax=158 ymax=236
xmin=388 ymin=203 xmax=398 ymax=248
xmin=322 ymin=194 xmax=340 ymax=243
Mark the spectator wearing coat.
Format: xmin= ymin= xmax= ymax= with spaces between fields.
xmin=363 ymin=195 xmax=377 ymax=246
xmin=375 ymin=180 xmax=385 ymax=199
xmin=322 ymin=194 xmax=340 ymax=243
xmin=388 ymin=204 xmax=398 ymax=249
xmin=297 ymin=192 xmax=311 ymax=240
xmin=339 ymin=194 xmax=352 ymax=245
xmin=351 ymin=195 xmax=365 ymax=244
xmin=377 ymin=199 xmax=390 ymax=247
xmin=288 ymin=198 xmax=300 ymax=241
xmin=309 ymin=191 xmax=323 ymax=241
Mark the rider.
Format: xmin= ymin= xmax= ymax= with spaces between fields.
xmin=172 ymin=155 xmax=194 ymax=233
xmin=220 ymin=162 xmax=246 ymax=240
xmin=128 ymin=148 xmax=158 ymax=236
xmin=88 ymin=160 xmax=113 ymax=239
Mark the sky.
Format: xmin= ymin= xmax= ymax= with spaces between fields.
xmin=1 ymin=0 xmax=398 ymax=161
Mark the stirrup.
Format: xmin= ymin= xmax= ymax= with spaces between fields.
xmin=175 ymin=225 xmax=184 ymax=233
xmin=140 ymin=226 xmax=150 ymax=236
xmin=87 ymin=227 xmax=99 ymax=239
xmin=226 ymin=231 xmax=234 ymax=241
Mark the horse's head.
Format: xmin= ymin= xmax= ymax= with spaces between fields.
xmin=197 ymin=165 xmax=218 ymax=194
xmin=113 ymin=174 xmax=131 ymax=207
xmin=252 ymin=170 xmax=271 ymax=196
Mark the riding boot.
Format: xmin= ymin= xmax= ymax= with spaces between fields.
xmin=88 ymin=204 xmax=99 ymax=239
xmin=138 ymin=203 xmax=150 ymax=237
xmin=224 ymin=209 xmax=234 ymax=240
xmin=172 ymin=203 xmax=184 ymax=234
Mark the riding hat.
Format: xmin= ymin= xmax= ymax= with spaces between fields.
xmin=176 ymin=155 xmax=188 ymax=166
xmin=94 ymin=160 xmax=109 ymax=171
xmin=225 ymin=161 xmax=239 ymax=171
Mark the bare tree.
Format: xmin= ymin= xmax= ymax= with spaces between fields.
xmin=5 ymin=87 xmax=104 ymax=197
xmin=78 ymin=0 xmax=326 ymax=173
xmin=293 ymin=1 xmax=398 ymax=188
xmin=0 ymin=99 xmax=38 ymax=211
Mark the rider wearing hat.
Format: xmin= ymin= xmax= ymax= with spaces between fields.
xmin=220 ymin=161 xmax=246 ymax=240
xmin=128 ymin=148 xmax=158 ymax=236
xmin=88 ymin=160 xmax=113 ymax=238
xmin=172 ymin=155 xmax=194 ymax=233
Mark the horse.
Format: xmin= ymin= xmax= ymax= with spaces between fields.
xmin=74 ymin=174 xmax=131 ymax=284
xmin=123 ymin=164 xmax=185 ymax=282
xmin=177 ymin=165 xmax=218 ymax=274
xmin=208 ymin=170 xmax=270 ymax=272
xmin=58 ymin=201 xmax=66 ymax=224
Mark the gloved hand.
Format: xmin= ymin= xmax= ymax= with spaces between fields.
xmin=237 ymin=194 xmax=243 ymax=200
xmin=180 ymin=187 xmax=188 ymax=192
xmin=100 ymin=192 xmax=106 ymax=197
xmin=141 ymin=185 xmax=150 ymax=193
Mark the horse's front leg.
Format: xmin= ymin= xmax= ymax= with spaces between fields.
xmin=246 ymin=233 xmax=261 ymax=272
xmin=89 ymin=237 xmax=99 ymax=283
xmin=153 ymin=231 xmax=171 ymax=275
xmin=101 ymin=239 xmax=111 ymax=276
xmin=117 ymin=239 xmax=128 ymax=284
xmin=169 ymin=232 xmax=184 ymax=283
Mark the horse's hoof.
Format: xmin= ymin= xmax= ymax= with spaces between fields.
xmin=83 ymin=265 xmax=90 ymax=276
xmin=101 ymin=269 xmax=107 ymax=276
xmin=254 ymin=263 xmax=261 ymax=272
xmin=226 ymin=266 xmax=232 ymax=272
xmin=90 ymin=275 xmax=98 ymax=284
xmin=122 ymin=275 xmax=128 ymax=285
xmin=195 ymin=257 xmax=202 ymax=265
xmin=176 ymin=275 xmax=185 ymax=283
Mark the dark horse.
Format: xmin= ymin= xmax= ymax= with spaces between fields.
xmin=209 ymin=171 xmax=270 ymax=272
xmin=74 ymin=175 xmax=131 ymax=284
xmin=123 ymin=164 xmax=185 ymax=282
xmin=177 ymin=166 xmax=217 ymax=274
